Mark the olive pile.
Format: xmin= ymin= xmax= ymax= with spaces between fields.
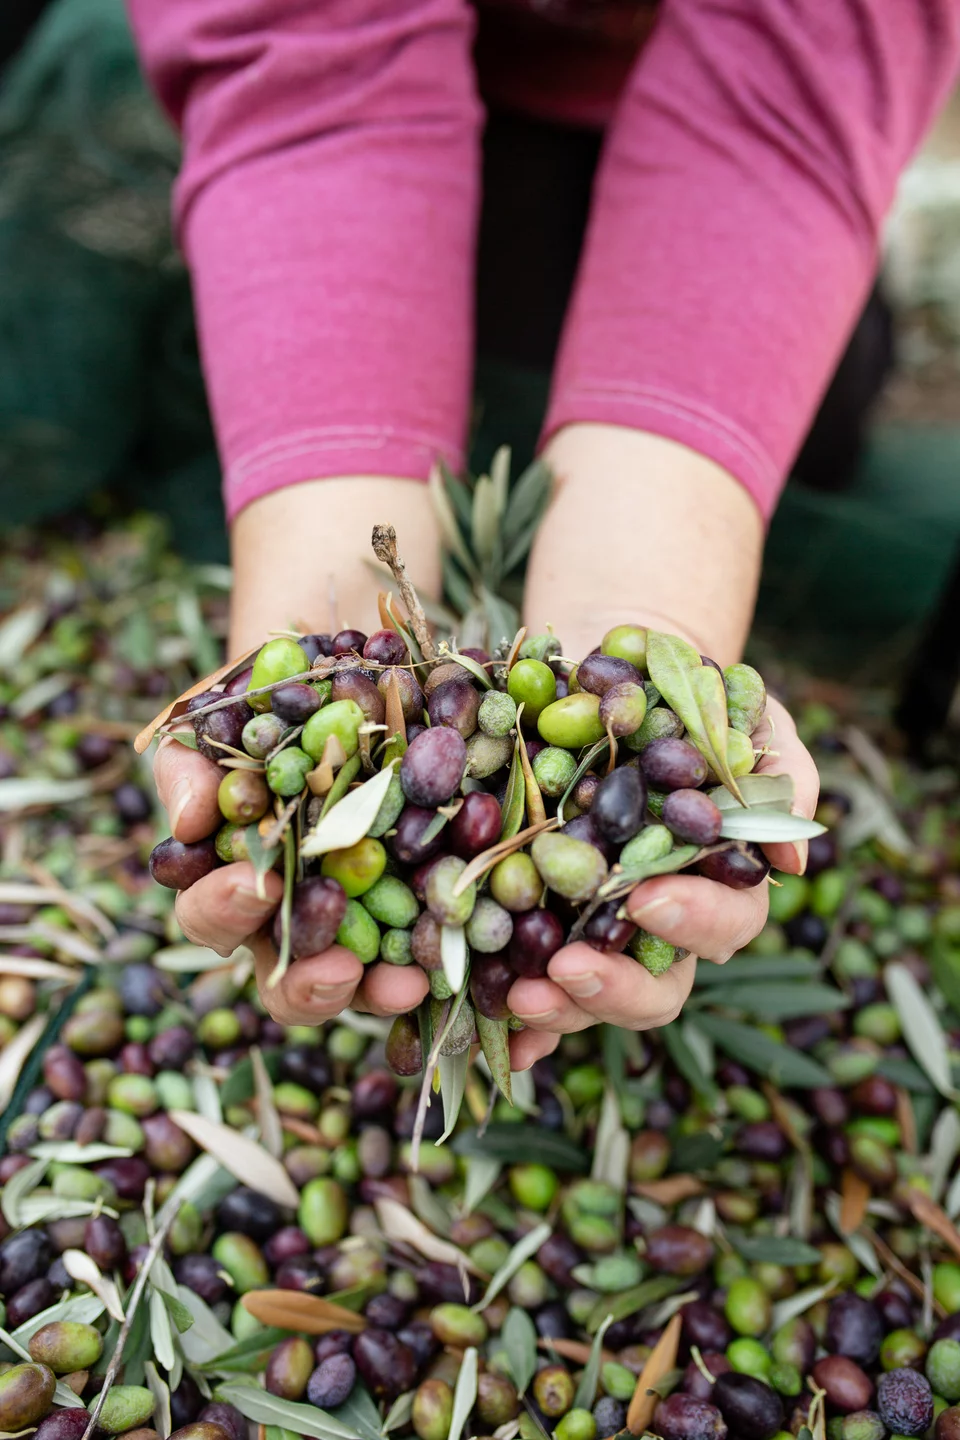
xmin=148 ymin=617 xmax=804 ymax=1078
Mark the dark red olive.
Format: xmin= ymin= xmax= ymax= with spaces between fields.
xmin=712 ymin=1374 xmax=783 ymax=1440
xmin=352 ymin=1329 xmax=416 ymax=1401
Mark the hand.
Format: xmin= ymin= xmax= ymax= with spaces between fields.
xmin=154 ymin=735 xmax=430 ymax=1022
xmin=506 ymin=695 xmax=819 ymax=1070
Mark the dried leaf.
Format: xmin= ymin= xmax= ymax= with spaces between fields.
xmin=515 ymin=717 xmax=546 ymax=827
xmin=375 ymin=1196 xmax=486 ymax=1276
xmin=632 ymin=1176 xmax=704 ymax=1206
xmin=499 ymin=740 xmax=526 ymax=843
xmin=168 ymin=1112 xmax=299 ymax=1208
xmin=886 ymin=963 xmax=955 ymax=1099
xmin=62 ymin=1251 xmax=125 ymax=1322
xmin=438 ymin=1049 xmax=470 ymax=1144
xmin=646 ymin=634 xmax=742 ymax=803
xmin=0 ymin=956 xmax=79 ymax=983
xmin=215 ymin=1382 xmax=362 ymax=1440
xmin=251 ymin=1048 xmax=284 ymax=1160
xmin=905 ymin=1188 xmax=960 ymax=1261
xmin=0 ymin=1012 xmax=47 ymax=1113
xmin=144 ymin=1362 xmax=172 ymax=1439
xmin=575 ymin=1314 xmax=615 ymax=1412
xmin=301 ymin=761 xmax=398 ymax=858
xmin=626 ymin=1312 xmax=683 ymax=1434
xmin=0 ymin=605 xmax=46 ymax=668
xmin=718 ymin=806 xmax=826 ymax=842
xmin=860 ymin=1227 xmax=935 ymax=1308
xmin=476 ymin=1014 xmax=512 ymax=1105
xmin=502 ymin=1308 xmax=539 ymax=1396
xmin=240 ymin=1291 xmax=367 ymax=1335
xmin=839 ymin=1171 xmax=871 ymax=1235
xmin=536 ymin=1338 xmax=617 ymax=1366
xmin=896 ymin=1087 xmax=918 ymax=1156
xmin=453 ymin=818 xmax=558 ymax=896
xmin=440 ymin=925 xmax=468 ymax=994
xmin=474 ymin=1223 xmax=552 ymax=1314
xmin=449 ymin=1346 xmax=478 ymax=1440
xmin=135 ymin=646 xmax=260 ymax=753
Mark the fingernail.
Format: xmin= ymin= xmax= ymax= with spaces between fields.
xmin=560 ymin=972 xmax=602 ymax=998
xmin=793 ymin=841 xmax=809 ymax=876
xmin=514 ymin=1008 xmax=558 ymax=1023
xmin=169 ymin=778 xmax=193 ymax=833
xmin=311 ymin=983 xmax=351 ymax=1002
xmin=629 ymin=895 xmax=683 ymax=929
xmin=236 ymin=884 xmax=271 ymax=912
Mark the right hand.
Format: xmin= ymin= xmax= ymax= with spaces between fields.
xmin=154 ymin=734 xmax=429 ymax=1025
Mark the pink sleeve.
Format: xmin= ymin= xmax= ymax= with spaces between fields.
xmin=126 ymin=0 xmax=481 ymax=521
xmin=544 ymin=0 xmax=960 ymax=520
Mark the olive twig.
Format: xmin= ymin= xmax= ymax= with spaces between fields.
xmin=370 ymin=525 xmax=436 ymax=663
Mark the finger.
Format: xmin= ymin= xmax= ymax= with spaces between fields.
xmin=509 ymin=1027 xmax=560 ymax=1072
xmin=354 ymin=963 xmax=429 ymax=1017
xmin=625 ymin=873 xmax=768 ymax=963
xmin=253 ymin=936 xmax=363 ymax=1024
xmin=753 ymin=695 xmax=820 ymax=875
xmin=155 ymin=734 xmax=223 ymax=843
xmin=175 ymin=862 xmax=283 ymax=955
xmin=548 ymin=944 xmax=698 ymax=1027
xmin=508 ymin=975 xmax=596 ymax=1034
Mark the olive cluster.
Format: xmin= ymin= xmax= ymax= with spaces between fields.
xmin=149 ymin=623 xmax=773 ymax=1065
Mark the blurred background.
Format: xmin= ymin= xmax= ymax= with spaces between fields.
xmin=2 ymin=0 xmax=960 ymax=720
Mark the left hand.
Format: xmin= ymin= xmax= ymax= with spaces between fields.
xmin=507 ymin=695 xmax=819 ymax=1070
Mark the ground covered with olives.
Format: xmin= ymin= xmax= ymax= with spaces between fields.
xmin=5 ymin=512 xmax=960 ymax=1440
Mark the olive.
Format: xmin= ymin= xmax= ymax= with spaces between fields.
xmin=265 ymin=1337 xmax=314 ymax=1400
xmin=28 ymin=1322 xmax=103 ymax=1373
xmin=94 ymin=1386 xmax=156 ymax=1434
xmin=812 ymin=1357 xmax=874 ymax=1413
xmin=645 ymin=1225 xmax=714 ymax=1276
xmin=216 ymin=1188 xmax=282 ymax=1241
xmin=0 ymin=1363 xmax=57 ymax=1432
xmin=877 ymin=1370 xmax=934 ymax=1437
xmin=352 ymin=1330 xmax=417 ymax=1401
xmin=654 ymin=1393 xmax=728 ymax=1440
xmin=712 ymin=1374 xmax=783 ymax=1440
xmin=826 ymin=1293 xmax=883 ymax=1366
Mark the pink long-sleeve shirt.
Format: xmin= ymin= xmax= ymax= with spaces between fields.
xmin=128 ymin=0 xmax=959 ymax=524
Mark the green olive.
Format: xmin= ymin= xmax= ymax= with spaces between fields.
xmin=537 ymin=693 xmax=606 ymax=748
xmin=248 ymin=639 xmax=310 ymax=713
xmin=302 ymin=699 xmax=364 ymax=761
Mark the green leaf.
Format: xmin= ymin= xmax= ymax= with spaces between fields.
xmin=302 ymin=760 xmax=399 ymax=858
xmin=215 ymin=1382 xmax=361 ymax=1440
xmin=320 ymin=753 xmax=363 ymax=819
xmin=472 ymin=473 xmax=502 ymax=571
xmin=726 ymin=1230 xmax=822 ymax=1266
xmin=886 ymin=961 xmax=956 ymax=1099
xmin=502 ymin=1308 xmax=538 ymax=1396
xmin=476 ymin=1014 xmax=512 ymax=1104
xmin=1 ymin=1156 xmax=47 ymax=1227
xmin=437 ymin=460 xmax=474 ymax=531
xmin=11 ymin=1294 xmax=104 ymax=1346
xmin=430 ymin=468 xmax=479 ymax=579
xmin=669 ymin=1129 xmax=730 ymax=1173
xmin=932 ymin=943 xmax=960 ymax=1017
xmin=499 ymin=739 xmax=526 ymax=842
xmin=503 ymin=459 xmax=553 ymax=554
xmin=695 ymin=953 xmax=822 ymax=985
xmin=481 ymin=587 xmax=519 ymax=653
xmin=574 ymin=1314 xmax=614 ymax=1411
xmin=646 ymin=632 xmax=743 ymax=802
xmin=587 ymin=1276 xmax=686 ymax=1334
xmin=877 ymin=1057 xmax=934 ymax=1093
xmin=473 ymin=1222 xmax=551 ymax=1313
xmin=330 ymin=1386 xmax=382 ymax=1440
xmin=381 ymin=1394 xmax=415 ymax=1434
xmin=660 ymin=1021 xmax=719 ymax=1106
xmin=441 ymin=553 xmax=476 ymax=619
xmin=419 ymin=810 xmax=451 ymax=847
xmin=710 ymin=775 xmax=794 ymax=811
xmin=171 ymin=730 xmax=199 ymax=751
xmin=718 ymin=806 xmax=827 ymax=843
xmin=598 ymin=845 xmax=700 ymax=905
xmin=219 ymin=1049 xmax=282 ymax=1108
xmin=694 ymin=981 xmax=850 ymax=1021
xmin=591 ymin=1085 xmax=630 ymax=1191
xmin=160 ymin=1289 xmax=195 ymax=1335
xmin=694 ymin=1014 xmax=833 ymax=1088
xmin=244 ymin=825 xmax=281 ymax=902
xmin=449 ymin=1347 xmax=478 ymax=1440
xmin=453 ymin=1123 xmax=589 ymax=1172
xmin=463 ymin=1156 xmax=502 ymax=1215
xmin=200 ymin=1328 xmax=290 ymax=1372
xmin=445 ymin=651 xmax=493 ymax=689
xmin=438 ymin=1049 xmax=470 ymax=1144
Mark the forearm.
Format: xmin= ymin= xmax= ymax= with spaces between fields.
xmin=228 ymin=477 xmax=441 ymax=655
xmin=526 ymin=424 xmax=762 ymax=665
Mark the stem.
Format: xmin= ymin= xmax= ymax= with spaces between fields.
xmin=371 ymin=525 xmax=436 ymax=662
xmin=80 ymin=1204 xmax=180 ymax=1440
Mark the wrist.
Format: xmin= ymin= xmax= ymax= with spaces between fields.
xmin=228 ymin=475 xmax=441 ymax=654
xmin=526 ymin=423 xmax=764 ymax=664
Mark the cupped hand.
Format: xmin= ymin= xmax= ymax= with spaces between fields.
xmin=154 ymin=734 xmax=428 ymax=1024
xmin=507 ymin=695 xmax=819 ymax=1070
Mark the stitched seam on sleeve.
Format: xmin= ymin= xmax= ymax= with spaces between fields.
xmin=228 ymin=424 xmax=458 ymax=483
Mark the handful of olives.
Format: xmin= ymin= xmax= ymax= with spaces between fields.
xmin=147 ymin=535 xmax=823 ymax=1095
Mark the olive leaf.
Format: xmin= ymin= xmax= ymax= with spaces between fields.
xmin=597 ymin=844 xmax=700 ymax=907
xmin=382 ymin=1393 xmax=415 ymax=1434
xmin=557 ymin=739 xmax=609 ymax=825
xmin=586 ymin=1277 xmax=686 ymax=1335
xmin=438 ymin=1049 xmax=471 ymax=1144
xmin=0 ymin=1012 xmax=47 ymax=1113
xmin=695 ymin=953 xmax=821 ymax=985
xmin=440 ymin=925 xmax=468 ymax=994
xmin=725 ymin=1231 xmax=822 ymax=1266
xmin=168 ymin=1112 xmax=300 ymax=1208
xmin=199 ymin=1328 xmax=290 ymax=1373
xmin=645 ymin=632 xmax=743 ymax=802
xmin=453 ymin=1123 xmax=589 ymax=1172
xmin=408 ymin=1175 xmax=453 ymax=1238
xmin=476 ymin=1014 xmax=512 ymax=1105
xmin=693 ymin=1015 xmax=832 ymax=1089
xmin=62 ymin=1251 xmax=125 ymax=1322
xmin=375 ymin=1195 xmax=485 ymax=1277
xmin=885 ymin=961 xmax=956 ymax=1099
xmin=144 ymin=1362 xmax=172 ymax=1440
xmin=499 ymin=740 xmax=526 ymax=842
xmin=473 ymin=1222 xmax=552 ymax=1314
xmin=157 ymin=1153 xmax=236 ymax=1230
xmin=688 ymin=981 xmax=849 ymax=1021
xmin=215 ymin=1382 xmax=361 ymax=1440
xmin=718 ymin=805 xmax=826 ymax=843
xmin=463 ymin=1155 xmax=504 ymax=1215
xmin=502 ymin=1308 xmax=538 ymax=1397
xmin=770 ymin=1283 xmax=840 ymax=1332
xmin=591 ymin=1086 xmax=630 ymax=1192
xmin=449 ymin=1346 xmax=479 ymax=1440
xmin=659 ymin=1022 xmax=718 ymax=1108
xmin=329 ymin=1385 xmax=382 ymax=1440
xmin=574 ymin=1314 xmax=615 ymax=1411
xmin=0 ymin=1155 xmax=47 ymax=1227
xmin=11 ymin=1293 xmax=105 ymax=1344
xmin=251 ymin=1046 xmax=284 ymax=1160
xmin=149 ymin=1287 xmax=177 ymax=1373
xmin=301 ymin=760 xmax=398 ymax=858
xmin=444 ymin=649 xmax=493 ymax=690
xmin=16 ymin=1194 xmax=117 ymax=1225
xmin=159 ymin=1290 xmax=195 ymax=1335
xmin=709 ymin=774 xmax=794 ymax=811
xmin=515 ymin=715 xmax=546 ymax=826
xmin=243 ymin=825 xmax=281 ymax=903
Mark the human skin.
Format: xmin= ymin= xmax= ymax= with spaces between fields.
xmin=154 ymin=423 xmax=819 ymax=1068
